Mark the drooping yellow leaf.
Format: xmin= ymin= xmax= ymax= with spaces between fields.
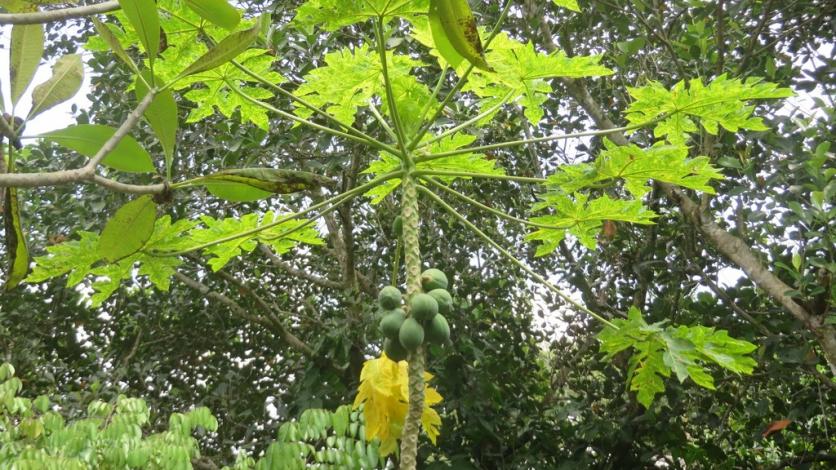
xmin=353 ymin=353 xmax=443 ymax=455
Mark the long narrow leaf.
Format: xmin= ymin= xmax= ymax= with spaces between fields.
xmin=28 ymin=54 xmax=84 ymax=120
xmin=118 ymin=0 xmax=160 ymax=60
xmin=10 ymin=23 xmax=44 ymax=106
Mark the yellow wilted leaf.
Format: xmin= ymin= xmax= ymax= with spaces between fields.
xmin=353 ymin=352 xmax=443 ymax=454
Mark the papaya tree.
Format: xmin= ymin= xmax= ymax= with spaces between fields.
xmin=0 ymin=0 xmax=832 ymax=468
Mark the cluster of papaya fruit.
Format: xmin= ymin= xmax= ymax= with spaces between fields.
xmin=377 ymin=269 xmax=453 ymax=362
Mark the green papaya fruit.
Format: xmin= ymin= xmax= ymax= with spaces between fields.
xmin=410 ymin=293 xmax=439 ymax=323
xmin=421 ymin=268 xmax=448 ymax=291
xmin=398 ymin=317 xmax=425 ymax=351
xmin=428 ymin=288 xmax=453 ymax=314
xmin=378 ymin=285 xmax=402 ymax=310
xmin=425 ymin=314 xmax=450 ymax=345
xmin=379 ymin=309 xmax=406 ymax=339
xmin=384 ymin=338 xmax=408 ymax=362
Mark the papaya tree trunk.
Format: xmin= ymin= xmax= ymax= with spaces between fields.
xmin=399 ymin=174 xmax=425 ymax=470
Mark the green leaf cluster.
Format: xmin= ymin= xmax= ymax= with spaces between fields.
xmin=0 ymin=363 xmax=218 ymax=468
xmin=625 ymin=74 xmax=793 ymax=145
xmin=293 ymin=0 xmax=428 ymax=32
xmin=527 ymin=194 xmax=657 ymax=254
xmin=233 ymin=406 xmax=380 ymax=469
xmin=597 ymin=307 xmax=758 ymax=408
xmin=26 ymin=212 xmax=321 ymax=305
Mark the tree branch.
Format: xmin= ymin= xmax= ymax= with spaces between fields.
xmin=173 ymin=272 xmax=316 ymax=359
xmin=0 ymin=1 xmax=120 ymax=25
xmin=258 ymin=243 xmax=343 ymax=290
xmin=0 ymin=91 xmax=157 ymax=188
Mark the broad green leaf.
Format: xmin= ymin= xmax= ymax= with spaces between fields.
xmin=42 ymin=124 xmax=155 ymax=173
xmin=625 ymin=75 xmax=794 ymax=145
xmin=553 ymin=0 xmax=580 ymax=12
xmin=293 ymin=0 xmax=428 ymax=32
xmin=185 ymin=0 xmax=241 ymax=30
xmin=99 ymin=195 xmax=158 ymax=262
xmin=27 ymin=54 xmax=84 ymax=120
xmin=118 ymin=0 xmax=160 ymax=59
xmin=197 ymin=168 xmax=334 ymax=202
xmin=427 ymin=0 xmax=464 ymax=69
xmin=91 ymin=18 xmax=139 ymax=73
xmin=10 ymin=23 xmax=44 ymax=105
xmin=3 ymin=187 xmax=29 ymax=289
xmin=546 ymin=140 xmax=724 ymax=197
xmin=179 ymin=49 xmax=282 ymax=130
xmin=186 ymin=212 xmax=323 ymax=271
xmin=527 ymin=194 xmax=657 ymax=253
xmin=135 ymin=71 xmax=177 ymax=178
xmin=178 ymin=17 xmax=263 ymax=78
xmin=597 ymin=307 xmax=758 ymax=408
xmin=294 ymin=45 xmax=423 ymax=127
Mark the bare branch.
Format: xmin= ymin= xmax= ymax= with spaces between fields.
xmin=0 ymin=1 xmax=120 ymax=25
xmin=91 ymin=175 xmax=166 ymax=194
xmin=258 ymin=244 xmax=343 ymax=290
xmin=0 ymin=90 xmax=157 ymax=189
xmin=174 ymin=271 xmax=316 ymax=358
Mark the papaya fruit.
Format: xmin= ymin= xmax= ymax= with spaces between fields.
xmin=379 ymin=309 xmax=406 ymax=339
xmin=425 ymin=314 xmax=450 ymax=345
xmin=428 ymin=288 xmax=452 ymax=314
xmin=384 ymin=338 xmax=408 ymax=362
xmin=392 ymin=216 xmax=403 ymax=237
xmin=398 ymin=317 xmax=425 ymax=351
xmin=410 ymin=293 xmax=438 ymax=323
xmin=378 ymin=285 xmax=402 ymax=310
xmin=421 ymin=268 xmax=448 ymax=291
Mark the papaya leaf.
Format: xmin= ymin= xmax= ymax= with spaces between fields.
xmin=180 ymin=49 xmax=282 ymax=130
xmin=597 ymin=307 xmax=758 ymax=408
xmin=185 ymin=0 xmax=241 ymax=30
xmin=98 ymin=196 xmax=157 ymax=262
xmin=27 ymin=54 xmax=84 ymax=120
xmin=294 ymin=45 xmax=423 ymax=128
xmin=197 ymin=168 xmax=335 ymax=202
xmin=552 ymin=0 xmax=580 ymax=12
xmin=527 ymin=194 xmax=657 ymax=254
xmin=135 ymin=71 xmax=178 ymax=178
xmin=353 ymin=354 xmax=442 ymax=456
xmin=545 ymin=140 xmax=724 ymax=197
xmin=178 ymin=16 xmax=263 ymax=78
xmin=10 ymin=23 xmax=44 ymax=106
xmin=118 ymin=0 xmax=160 ymax=60
xmin=3 ymin=187 xmax=29 ymax=289
xmin=625 ymin=75 xmax=793 ymax=145
xmin=185 ymin=212 xmax=323 ymax=271
xmin=41 ymin=124 xmax=155 ymax=173
xmin=293 ymin=0 xmax=428 ymax=32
